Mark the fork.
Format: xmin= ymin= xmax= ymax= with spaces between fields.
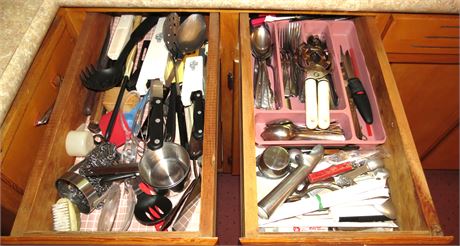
xmin=280 ymin=25 xmax=293 ymax=99
xmin=280 ymin=22 xmax=301 ymax=100
xmin=288 ymin=22 xmax=301 ymax=99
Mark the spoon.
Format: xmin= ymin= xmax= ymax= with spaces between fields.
xmin=261 ymin=125 xmax=345 ymax=141
xmin=251 ymin=26 xmax=272 ymax=58
xmin=251 ymin=25 xmax=274 ymax=109
xmin=177 ymin=14 xmax=207 ymax=54
xmin=374 ymin=198 xmax=397 ymax=220
xmin=266 ymin=119 xmax=305 ymax=131
xmin=265 ymin=119 xmax=344 ymax=134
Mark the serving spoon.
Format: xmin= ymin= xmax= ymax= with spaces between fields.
xmin=261 ymin=124 xmax=345 ymax=141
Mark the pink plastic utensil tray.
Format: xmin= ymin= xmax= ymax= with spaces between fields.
xmin=253 ymin=19 xmax=386 ymax=147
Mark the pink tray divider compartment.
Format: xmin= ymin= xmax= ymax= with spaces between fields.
xmin=254 ymin=111 xmax=353 ymax=146
xmin=329 ymin=21 xmax=386 ymax=144
xmin=266 ymin=21 xmax=285 ymax=110
xmin=253 ymin=19 xmax=386 ymax=147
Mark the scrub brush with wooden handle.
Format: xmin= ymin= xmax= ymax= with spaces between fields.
xmin=52 ymin=198 xmax=81 ymax=231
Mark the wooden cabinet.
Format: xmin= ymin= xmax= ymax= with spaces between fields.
xmin=218 ymin=13 xmax=241 ymax=174
xmin=382 ymin=14 xmax=459 ymax=169
xmin=391 ymin=63 xmax=459 ymax=168
xmin=0 ymin=9 xmax=80 ymax=235
xmin=1 ymin=9 xmax=219 ymax=244
xmin=238 ymin=14 xmax=453 ymax=244
xmin=383 ymin=14 xmax=459 ymax=55
xmin=1 ymin=7 xmax=456 ymax=244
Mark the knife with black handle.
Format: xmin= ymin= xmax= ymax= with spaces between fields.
xmin=342 ymin=49 xmax=373 ymax=124
xmin=147 ymin=79 xmax=164 ymax=150
xmin=191 ymin=90 xmax=205 ymax=140
xmin=188 ymin=90 xmax=205 ymax=161
xmin=348 ymin=77 xmax=373 ymax=124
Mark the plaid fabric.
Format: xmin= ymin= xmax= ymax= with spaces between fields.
xmin=172 ymin=196 xmax=200 ymax=231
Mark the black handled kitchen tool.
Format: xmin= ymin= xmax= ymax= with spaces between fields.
xmin=147 ymin=79 xmax=164 ymax=150
xmin=176 ymin=93 xmax=189 ymax=148
xmin=132 ymin=178 xmax=173 ymax=226
xmin=190 ymin=91 xmax=205 ymax=140
xmin=169 ymin=90 xmax=206 ymax=231
xmin=85 ymin=163 xmax=139 ymax=177
xmin=188 ymin=90 xmax=205 ymax=163
xmin=81 ymin=15 xmax=159 ymax=91
xmin=164 ymin=85 xmax=177 ymax=142
xmin=104 ymin=76 xmax=129 ymax=141
xmin=83 ymin=24 xmax=112 ymax=115
xmin=127 ymin=40 xmax=150 ymax=91
xmin=341 ymin=47 xmax=373 ymax=124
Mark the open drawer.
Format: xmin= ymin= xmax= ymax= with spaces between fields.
xmin=238 ymin=13 xmax=453 ymax=245
xmin=3 ymin=9 xmax=219 ymax=245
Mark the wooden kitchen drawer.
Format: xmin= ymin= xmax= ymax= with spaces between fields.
xmin=2 ymin=9 xmax=219 ymax=245
xmin=238 ymin=13 xmax=453 ymax=245
xmin=383 ymin=14 xmax=459 ymax=55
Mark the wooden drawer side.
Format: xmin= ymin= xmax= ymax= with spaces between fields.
xmin=239 ymin=13 xmax=259 ymax=238
xmin=354 ymin=17 xmax=450 ymax=239
xmin=199 ymin=12 xmax=220 ymax=237
xmin=10 ymin=12 xmax=111 ymax=234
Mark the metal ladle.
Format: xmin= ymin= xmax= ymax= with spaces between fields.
xmin=251 ymin=25 xmax=274 ymax=109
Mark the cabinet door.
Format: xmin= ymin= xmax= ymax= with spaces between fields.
xmin=391 ymin=63 xmax=459 ymax=168
xmin=423 ymin=126 xmax=459 ymax=169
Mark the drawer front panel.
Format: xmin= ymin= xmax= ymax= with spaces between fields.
xmin=383 ymin=14 xmax=459 ymax=55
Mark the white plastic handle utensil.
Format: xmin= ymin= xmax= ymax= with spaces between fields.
xmin=182 ymin=56 xmax=204 ymax=140
xmin=317 ymin=79 xmax=330 ymax=129
xmin=136 ymin=17 xmax=169 ymax=95
xmin=182 ymin=56 xmax=204 ymax=107
xmin=305 ymin=78 xmax=318 ymax=129
xmin=107 ymin=15 xmax=135 ymax=60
